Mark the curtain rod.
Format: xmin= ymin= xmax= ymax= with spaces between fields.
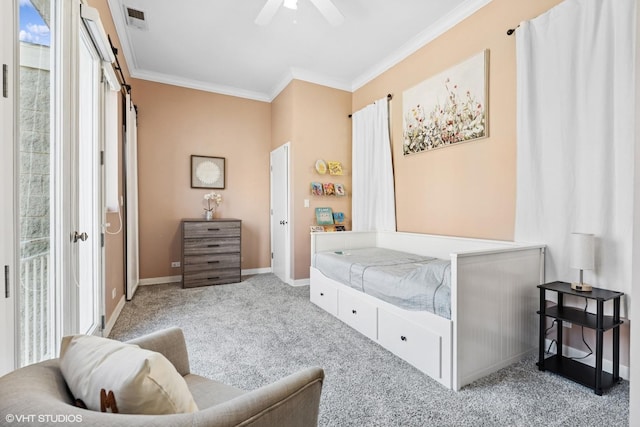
xmin=108 ymin=35 xmax=131 ymax=94
xmin=348 ymin=93 xmax=392 ymax=118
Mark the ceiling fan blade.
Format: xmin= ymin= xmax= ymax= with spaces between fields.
xmin=255 ymin=0 xmax=284 ymax=26
xmin=309 ymin=0 xmax=344 ymax=26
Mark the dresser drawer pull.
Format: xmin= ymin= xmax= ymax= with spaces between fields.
xmin=400 ymin=336 xmax=407 ymax=342
xmin=207 ymin=228 xmax=220 ymax=231
xmin=352 ymin=309 xmax=357 ymax=314
xmin=207 ymin=260 xmax=220 ymax=264
xmin=208 ymin=277 xmax=220 ymax=280
xmin=207 ymin=244 xmax=220 ymax=248
xmin=319 ymin=292 xmax=324 ymax=296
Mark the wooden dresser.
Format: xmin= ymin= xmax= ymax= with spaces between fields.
xmin=181 ymin=219 xmax=241 ymax=288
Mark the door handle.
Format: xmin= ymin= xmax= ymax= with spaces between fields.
xmin=72 ymin=231 xmax=88 ymax=242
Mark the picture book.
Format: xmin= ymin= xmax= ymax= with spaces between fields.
xmin=310 ymin=226 xmax=325 ymax=232
xmin=315 ymin=207 xmax=334 ymax=225
xmin=333 ymin=212 xmax=345 ymax=224
xmin=323 ymin=183 xmax=335 ymax=196
xmin=335 ymin=225 xmax=346 ymax=232
xmin=310 ymin=182 xmax=323 ymax=196
xmin=334 ymin=183 xmax=346 ymax=196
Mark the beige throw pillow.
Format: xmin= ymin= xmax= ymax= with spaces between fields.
xmin=59 ymin=334 xmax=198 ymax=415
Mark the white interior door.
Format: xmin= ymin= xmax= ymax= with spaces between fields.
xmin=0 ymin=0 xmax=16 ymax=375
xmin=270 ymin=143 xmax=291 ymax=284
xmin=75 ymin=26 xmax=102 ymax=335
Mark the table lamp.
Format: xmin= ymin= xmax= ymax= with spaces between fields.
xmin=569 ymin=232 xmax=594 ymax=292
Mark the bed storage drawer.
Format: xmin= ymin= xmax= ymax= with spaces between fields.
xmin=338 ymin=290 xmax=377 ymax=340
xmin=378 ymin=309 xmax=442 ymax=379
xmin=310 ymin=278 xmax=338 ymax=316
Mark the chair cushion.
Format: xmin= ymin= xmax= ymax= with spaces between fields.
xmin=59 ymin=334 xmax=198 ymax=415
xmin=183 ymin=374 xmax=245 ymax=409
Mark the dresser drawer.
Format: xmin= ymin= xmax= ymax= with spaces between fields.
xmin=338 ymin=290 xmax=377 ymax=340
xmin=378 ymin=309 xmax=442 ymax=379
xmin=183 ymin=253 xmax=240 ymax=273
xmin=183 ymin=237 xmax=240 ymax=256
xmin=183 ymin=221 xmax=240 ymax=239
xmin=183 ymin=268 xmax=240 ymax=288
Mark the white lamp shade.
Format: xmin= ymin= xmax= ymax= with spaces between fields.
xmin=569 ymin=233 xmax=595 ymax=270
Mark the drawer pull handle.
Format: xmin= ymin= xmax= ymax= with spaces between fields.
xmin=400 ymin=336 xmax=407 ymax=342
xmin=207 ymin=260 xmax=220 ymax=264
xmin=207 ymin=244 xmax=220 ymax=248
xmin=320 ymin=292 xmax=324 ymax=296
xmin=352 ymin=309 xmax=357 ymax=314
xmin=208 ymin=228 xmax=220 ymax=231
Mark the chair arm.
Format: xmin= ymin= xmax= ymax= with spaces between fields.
xmin=193 ymin=367 xmax=324 ymax=427
xmin=126 ymin=327 xmax=191 ymax=376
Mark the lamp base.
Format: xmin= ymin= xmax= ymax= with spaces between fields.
xmin=571 ymin=282 xmax=593 ymax=292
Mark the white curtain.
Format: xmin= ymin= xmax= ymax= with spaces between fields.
xmin=125 ymin=93 xmax=140 ymax=300
xmin=515 ymin=0 xmax=635 ymax=302
xmin=352 ymin=97 xmax=396 ymax=232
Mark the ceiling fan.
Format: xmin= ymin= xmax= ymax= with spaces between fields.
xmin=255 ymin=0 xmax=344 ymax=26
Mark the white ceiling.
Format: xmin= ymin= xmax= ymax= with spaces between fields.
xmin=106 ymin=0 xmax=491 ymax=102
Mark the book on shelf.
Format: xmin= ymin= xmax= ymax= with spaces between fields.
xmin=310 ymin=225 xmax=325 ymax=232
xmin=310 ymin=182 xmax=323 ymax=196
xmin=333 ymin=212 xmax=345 ymax=224
xmin=335 ymin=225 xmax=346 ymax=232
xmin=323 ymin=183 xmax=335 ymax=196
xmin=315 ymin=207 xmax=334 ymax=225
xmin=334 ymin=183 xmax=346 ymax=196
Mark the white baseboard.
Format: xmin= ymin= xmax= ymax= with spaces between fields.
xmin=138 ymin=275 xmax=182 ymax=286
xmin=291 ymin=278 xmax=310 ymax=287
xmin=103 ymin=295 xmax=126 ymax=337
xmin=138 ymin=269 xmax=273 ymax=287
xmin=242 ymin=267 xmax=272 ymax=276
xmin=544 ymin=338 xmax=629 ymax=380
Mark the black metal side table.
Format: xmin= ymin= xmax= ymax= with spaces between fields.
xmin=537 ymin=281 xmax=623 ymax=395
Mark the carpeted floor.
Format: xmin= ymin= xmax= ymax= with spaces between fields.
xmin=109 ymin=273 xmax=629 ymax=426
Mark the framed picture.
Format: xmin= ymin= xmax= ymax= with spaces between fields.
xmin=402 ymin=50 xmax=489 ymax=155
xmin=335 ymin=183 xmax=346 ymax=196
xmin=191 ymin=155 xmax=225 ymax=189
xmin=327 ymin=161 xmax=343 ymax=175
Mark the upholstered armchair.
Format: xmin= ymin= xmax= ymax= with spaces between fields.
xmin=0 ymin=327 xmax=324 ymax=426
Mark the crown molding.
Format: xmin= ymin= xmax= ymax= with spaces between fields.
xmin=107 ymin=0 xmax=493 ymax=102
xmin=350 ymin=0 xmax=493 ymax=91
xmin=130 ymin=69 xmax=271 ymax=102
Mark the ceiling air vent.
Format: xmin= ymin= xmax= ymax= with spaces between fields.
xmin=124 ymin=5 xmax=148 ymax=30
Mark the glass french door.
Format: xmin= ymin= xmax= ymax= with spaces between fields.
xmin=15 ymin=0 xmax=104 ymax=368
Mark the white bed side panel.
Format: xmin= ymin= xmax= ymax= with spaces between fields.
xmin=453 ymin=248 xmax=542 ymax=389
xmin=310 ymin=231 xmax=377 ymax=259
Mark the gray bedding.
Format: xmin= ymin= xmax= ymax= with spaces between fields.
xmin=313 ymin=247 xmax=451 ymax=319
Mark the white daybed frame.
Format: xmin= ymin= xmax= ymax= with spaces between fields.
xmin=310 ymin=231 xmax=545 ymax=390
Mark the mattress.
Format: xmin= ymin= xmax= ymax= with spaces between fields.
xmin=313 ymin=247 xmax=451 ymax=319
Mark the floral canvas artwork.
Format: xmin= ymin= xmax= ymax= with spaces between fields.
xmin=403 ymin=50 xmax=488 ymax=155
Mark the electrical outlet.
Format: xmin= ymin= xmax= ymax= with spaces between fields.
xmin=304 ymin=199 xmax=310 ymax=208
xmin=171 ymin=261 xmax=181 ymax=268
xmin=112 ymin=288 xmax=116 ymax=299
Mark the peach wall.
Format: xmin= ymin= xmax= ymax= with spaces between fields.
xmin=132 ymin=79 xmax=272 ymax=279
xmin=290 ymin=81 xmax=352 ymax=280
xmin=353 ymin=0 xmax=563 ymax=241
xmin=272 ymin=81 xmax=352 ymax=280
